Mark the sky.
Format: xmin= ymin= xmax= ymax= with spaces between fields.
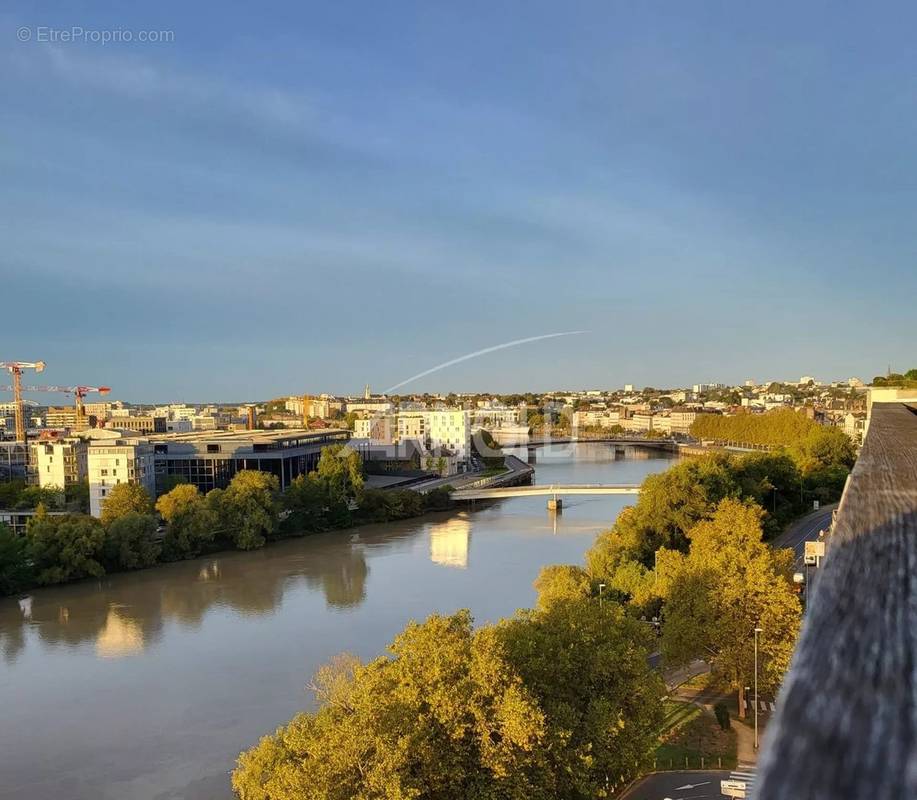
xmin=2 ymin=2 xmax=915 ymax=402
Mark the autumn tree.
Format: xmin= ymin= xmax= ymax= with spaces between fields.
xmin=533 ymin=564 xmax=592 ymax=610
xmin=233 ymin=605 xmax=664 ymax=799
xmin=497 ymin=600 xmax=665 ymax=796
xmin=661 ymin=498 xmax=801 ymax=718
xmin=101 ymin=483 xmax=153 ymax=526
xmin=104 ymin=512 xmax=161 ymax=570
xmin=233 ymin=611 xmax=552 ymax=800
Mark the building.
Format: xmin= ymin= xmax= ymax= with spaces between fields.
xmin=843 ymin=413 xmax=866 ymax=444
xmin=88 ymin=438 xmax=157 ymax=518
xmin=45 ymin=406 xmax=79 ymax=428
xmin=107 ymin=415 xmax=167 ymax=435
xmin=396 ymin=410 xmax=471 ymax=466
xmin=151 ymin=428 xmax=350 ymax=494
xmin=0 ymin=509 xmax=68 ymax=536
xmin=0 ymin=441 xmax=30 ymax=482
xmin=353 ymin=415 xmax=395 ymax=444
xmin=669 ymin=409 xmax=699 ymax=436
xmin=31 ymin=436 xmax=88 ymax=490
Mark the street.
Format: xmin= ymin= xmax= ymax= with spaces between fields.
xmin=771 ymin=503 xmax=835 ymax=565
xmin=618 ymin=771 xmax=732 ymax=800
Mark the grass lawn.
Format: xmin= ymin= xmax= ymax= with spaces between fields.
xmin=653 ymin=700 xmax=738 ymax=771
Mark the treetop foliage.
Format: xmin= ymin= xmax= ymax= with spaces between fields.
xmin=233 ymin=603 xmax=663 ymax=800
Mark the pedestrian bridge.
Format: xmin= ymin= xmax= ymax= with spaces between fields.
xmin=452 ymin=483 xmax=641 ymax=501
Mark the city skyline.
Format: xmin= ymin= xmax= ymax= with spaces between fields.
xmin=4 ymin=2 xmax=916 ymax=397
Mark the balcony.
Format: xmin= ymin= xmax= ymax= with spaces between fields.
xmin=756 ymin=400 xmax=917 ymax=798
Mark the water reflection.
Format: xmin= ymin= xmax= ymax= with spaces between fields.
xmin=429 ymin=514 xmax=472 ymax=569
xmin=0 ymin=520 xmax=435 ymax=665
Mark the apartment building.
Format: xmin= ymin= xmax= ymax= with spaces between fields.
xmin=396 ymin=410 xmax=471 ymax=465
xmin=45 ymin=406 xmax=79 ymax=429
xmin=353 ymin=415 xmax=395 ymax=444
xmin=669 ymin=409 xmax=699 ymax=436
xmin=88 ymin=439 xmax=157 ymax=518
xmin=31 ymin=437 xmax=88 ymax=490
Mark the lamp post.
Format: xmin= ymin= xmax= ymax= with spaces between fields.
xmin=598 ymin=583 xmax=606 ymax=608
xmin=754 ymin=624 xmax=763 ymax=750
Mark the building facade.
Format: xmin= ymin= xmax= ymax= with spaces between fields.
xmin=151 ymin=429 xmax=350 ymax=494
xmin=88 ymin=439 xmax=157 ymax=518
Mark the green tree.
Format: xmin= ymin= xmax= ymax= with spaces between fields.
xmin=791 ymin=426 xmax=856 ymax=473
xmin=101 ymin=482 xmax=153 ymax=526
xmin=223 ymin=470 xmax=279 ymax=550
xmin=27 ymin=513 xmax=106 ymax=585
xmin=660 ymin=498 xmax=801 ymax=718
xmin=14 ymin=485 xmax=65 ymax=510
xmin=156 ymin=483 xmax=217 ymax=559
xmin=0 ymin=522 xmax=33 ymax=595
xmin=315 ymin=445 xmax=364 ymax=504
xmin=65 ymin=479 xmax=90 ymax=513
xmin=104 ymin=512 xmax=161 ymax=570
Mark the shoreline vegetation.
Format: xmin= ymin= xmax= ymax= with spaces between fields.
xmin=230 ymin=414 xmax=855 ymax=799
xmin=0 ymin=445 xmax=454 ymax=597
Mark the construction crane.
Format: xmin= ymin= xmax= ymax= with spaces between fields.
xmin=0 ymin=360 xmax=46 ymax=442
xmin=7 ymin=385 xmax=112 ymax=431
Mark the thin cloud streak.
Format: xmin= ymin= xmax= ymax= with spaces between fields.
xmin=384 ymin=331 xmax=587 ymax=393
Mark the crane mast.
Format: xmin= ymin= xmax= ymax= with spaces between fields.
xmin=0 ymin=361 xmax=46 ymax=443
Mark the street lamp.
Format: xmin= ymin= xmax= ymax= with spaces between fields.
xmin=754 ymin=624 xmax=763 ymax=750
xmin=598 ymin=583 xmax=606 ymax=608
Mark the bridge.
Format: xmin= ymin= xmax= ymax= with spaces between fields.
xmin=452 ymin=483 xmax=641 ymax=509
xmin=519 ymin=436 xmax=678 ymax=452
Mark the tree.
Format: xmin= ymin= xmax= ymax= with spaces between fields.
xmin=660 ymin=498 xmax=801 ymax=718
xmin=65 ymin=479 xmax=90 ymax=513
xmin=26 ymin=513 xmax=106 ymax=585
xmin=14 ymin=485 xmax=65 ymax=510
xmin=233 ymin=611 xmax=552 ymax=800
xmin=791 ymin=426 xmax=856 ymax=473
xmin=104 ymin=512 xmax=161 ymax=570
xmin=223 ymin=470 xmax=279 ymax=550
xmin=315 ymin=445 xmax=364 ymax=504
xmin=533 ymin=564 xmax=592 ymax=610
xmin=233 ymin=605 xmax=664 ymax=800
xmin=0 ymin=523 xmax=33 ymax=595
xmin=101 ymin=483 xmax=153 ymax=526
xmin=282 ymin=473 xmax=349 ymax=533
xmin=156 ymin=483 xmax=217 ymax=559
xmin=497 ymin=600 xmax=665 ymax=797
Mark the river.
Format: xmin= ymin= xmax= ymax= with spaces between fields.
xmin=0 ymin=443 xmax=674 ymax=800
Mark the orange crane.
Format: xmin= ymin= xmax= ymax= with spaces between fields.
xmin=0 ymin=361 xmax=46 ymax=442
xmin=15 ymin=385 xmax=112 ymax=431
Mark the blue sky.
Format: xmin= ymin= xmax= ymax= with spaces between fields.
xmin=2 ymin=2 xmax=915 ymax=401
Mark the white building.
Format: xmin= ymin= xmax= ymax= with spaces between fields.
xmin=396 ymin=410 xmax=471 ymax=467
xmin=31 ymin=437 xmax=88 ymax=490
xmin=88 ymin=439 xmax=156 ymax=518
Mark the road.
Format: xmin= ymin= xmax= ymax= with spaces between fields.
xmin=771 ymin=503 xmax=836 ymax=564
xmin=618 ymin=771 xmax=731 ymax=800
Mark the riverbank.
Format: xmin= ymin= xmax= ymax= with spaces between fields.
xmin=0 ymin=443 xmax=676 ymax=800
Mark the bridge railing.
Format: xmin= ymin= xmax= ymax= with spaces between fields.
xmin=755 ymin=400 xmax=917 ymax=799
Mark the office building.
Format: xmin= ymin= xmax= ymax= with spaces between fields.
xmin=151 ymin=428 xmax=350 ymax=494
